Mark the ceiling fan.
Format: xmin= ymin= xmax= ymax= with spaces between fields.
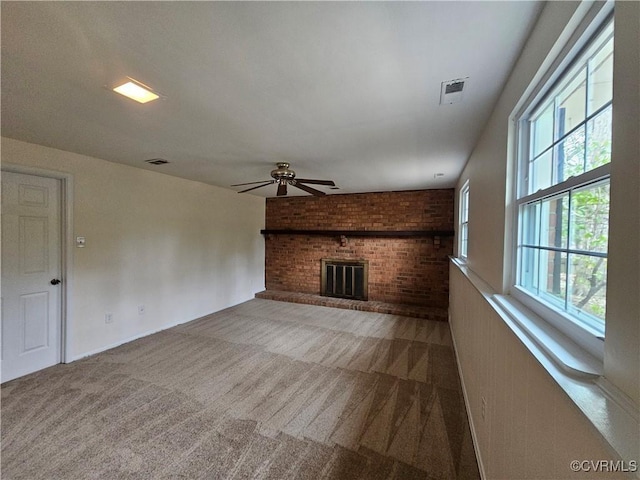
xmin=231 ymin=163 xmax=336 ymax=197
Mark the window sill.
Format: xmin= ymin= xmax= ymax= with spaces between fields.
xmin=491 ymin=294 xmax=602 ymax=378
xmin=450 ymin=257 xmax=640 ymax=472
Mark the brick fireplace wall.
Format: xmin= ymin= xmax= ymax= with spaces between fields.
xmin=264 ymin=189 xmax=454 ymax=308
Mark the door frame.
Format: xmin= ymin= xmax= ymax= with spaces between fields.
xmin=2 ymin=164 xmax=74 ymax=364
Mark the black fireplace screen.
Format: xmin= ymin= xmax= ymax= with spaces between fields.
xmin=321 ymin=259 xmax=368 ymax=300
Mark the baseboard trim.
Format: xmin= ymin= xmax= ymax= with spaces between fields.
xmin=68 ymin=317 xmax=190 ymax=362
xmin=68 ymin=296 xmax=255 ymax=363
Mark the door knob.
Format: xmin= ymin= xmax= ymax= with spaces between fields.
xmin=50 ymin=279 xmax=61 ymax=285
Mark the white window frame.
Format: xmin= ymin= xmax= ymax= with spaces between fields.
xmin=510 ymin=9 xmax=614 ymax=360
xmin=459 ymin=180 xmax=469 ymax=260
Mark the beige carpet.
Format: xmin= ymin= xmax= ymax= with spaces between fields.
xmin=1 ymin=299 xmax=480 ymax=479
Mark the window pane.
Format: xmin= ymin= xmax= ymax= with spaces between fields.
xmin=529 ymin=150 xmax=553 ymax=193
xmin=586 ymin=105 xmax=612 ymax=171
xmin=540 ymin=250 xmax=567 ymax=307
xmin=531 ymin=103 xmax=554 ymax=158
xmin=521 ymin=201 xmax=541 ymax=246
xmin=568 ymin=253 xmax=607 ymax=321
xmin=556 ymin=68 xmax=586 ymax=138
xmin=554 ymin=125 xmax=585 ymax=181
xmin=570 ymin=181 xmax=609 ymax=253
xmin=462 ymin=189 xmax=469 ymax=222
xmin=588 ymin=36 xmax=613 ymax=115
xmin=459 ymin=184 xmax=470 ymax=258
xmin=461 ymin=223 xmax=468 ymax=257
xmin=540 ymin=193 xmax=568 ymax=249
xmin=520 ymin=246 xmax=540 ymax=294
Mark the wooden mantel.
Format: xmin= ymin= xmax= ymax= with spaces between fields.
xmin=260 ymin=229 xmax=454 ymax=238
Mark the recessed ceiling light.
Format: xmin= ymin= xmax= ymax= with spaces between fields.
xmin=113 ymin=79 xmax=159 ymax=104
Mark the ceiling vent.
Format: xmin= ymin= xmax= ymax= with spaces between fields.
xmin=144 ymin=158 xmax=169 ymax=165
xmin=440 ymin=77 xmax=468 ymax=105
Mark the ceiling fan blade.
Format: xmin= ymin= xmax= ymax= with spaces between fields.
xmin=238 ymin=182 xmax=273 ymax=193
xmin=231 ymin=180 xmax=271 ymax=187
xmin=292 ymin=182 xmax=326 ymax=196
xmin=295 ymin=179 xmax=336 ymax=186
xmin=277 ymin=182 xmax=288 ymax=196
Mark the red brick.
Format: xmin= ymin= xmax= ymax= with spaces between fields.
xmin=264 ymin=189 xmax=454 ymax=308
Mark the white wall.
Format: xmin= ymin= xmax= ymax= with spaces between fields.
xmin=2 ymin=137 xmax=265 ymax=359
xmin=452 ymin=0 xmax=639 ymax=477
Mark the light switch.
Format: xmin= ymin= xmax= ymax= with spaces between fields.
xmin=76 ymin=236 xmax=86 ymax=248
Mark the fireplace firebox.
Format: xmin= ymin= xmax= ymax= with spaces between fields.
xmin=321 ymin=259 xmax=368 ymax=300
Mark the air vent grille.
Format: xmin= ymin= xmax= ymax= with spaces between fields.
xmin=440 ymin=77 xmax=469 ymax=105
xmin=445 ymin=81 xmax=465 ymax=94
xmin=145 ymin=158 xmax=169 ymax=165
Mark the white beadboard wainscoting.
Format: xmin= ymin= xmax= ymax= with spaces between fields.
xmin=449 ymin=261 xmax=638 ymax=480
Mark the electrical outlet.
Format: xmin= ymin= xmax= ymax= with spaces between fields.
xmin=105 ymin=313 xmax=113 ymax=324
xmin=138 ymin=305 xmax=145 ymax=315
xmin=481 ymin=397 xmax=487 ymax=421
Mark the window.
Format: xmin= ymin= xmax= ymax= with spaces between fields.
xmin=459 ymin=181 xmax=469 ymax=259
xmin=514 ymin=19 xmax=613 ymax=339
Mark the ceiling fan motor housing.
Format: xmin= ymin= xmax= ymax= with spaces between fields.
xmin=271 ymin=162 xmax=296 ymax=183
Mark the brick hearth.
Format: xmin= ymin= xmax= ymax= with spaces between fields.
xmin=255 ymin=290 xmax=448 ymax=321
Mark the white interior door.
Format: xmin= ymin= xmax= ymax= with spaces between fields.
xmin=2 ymin=171 xmax=62 ymax=383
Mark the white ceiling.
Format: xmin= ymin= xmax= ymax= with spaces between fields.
xmin=1 ymin=1 xmax=542 ymax=196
